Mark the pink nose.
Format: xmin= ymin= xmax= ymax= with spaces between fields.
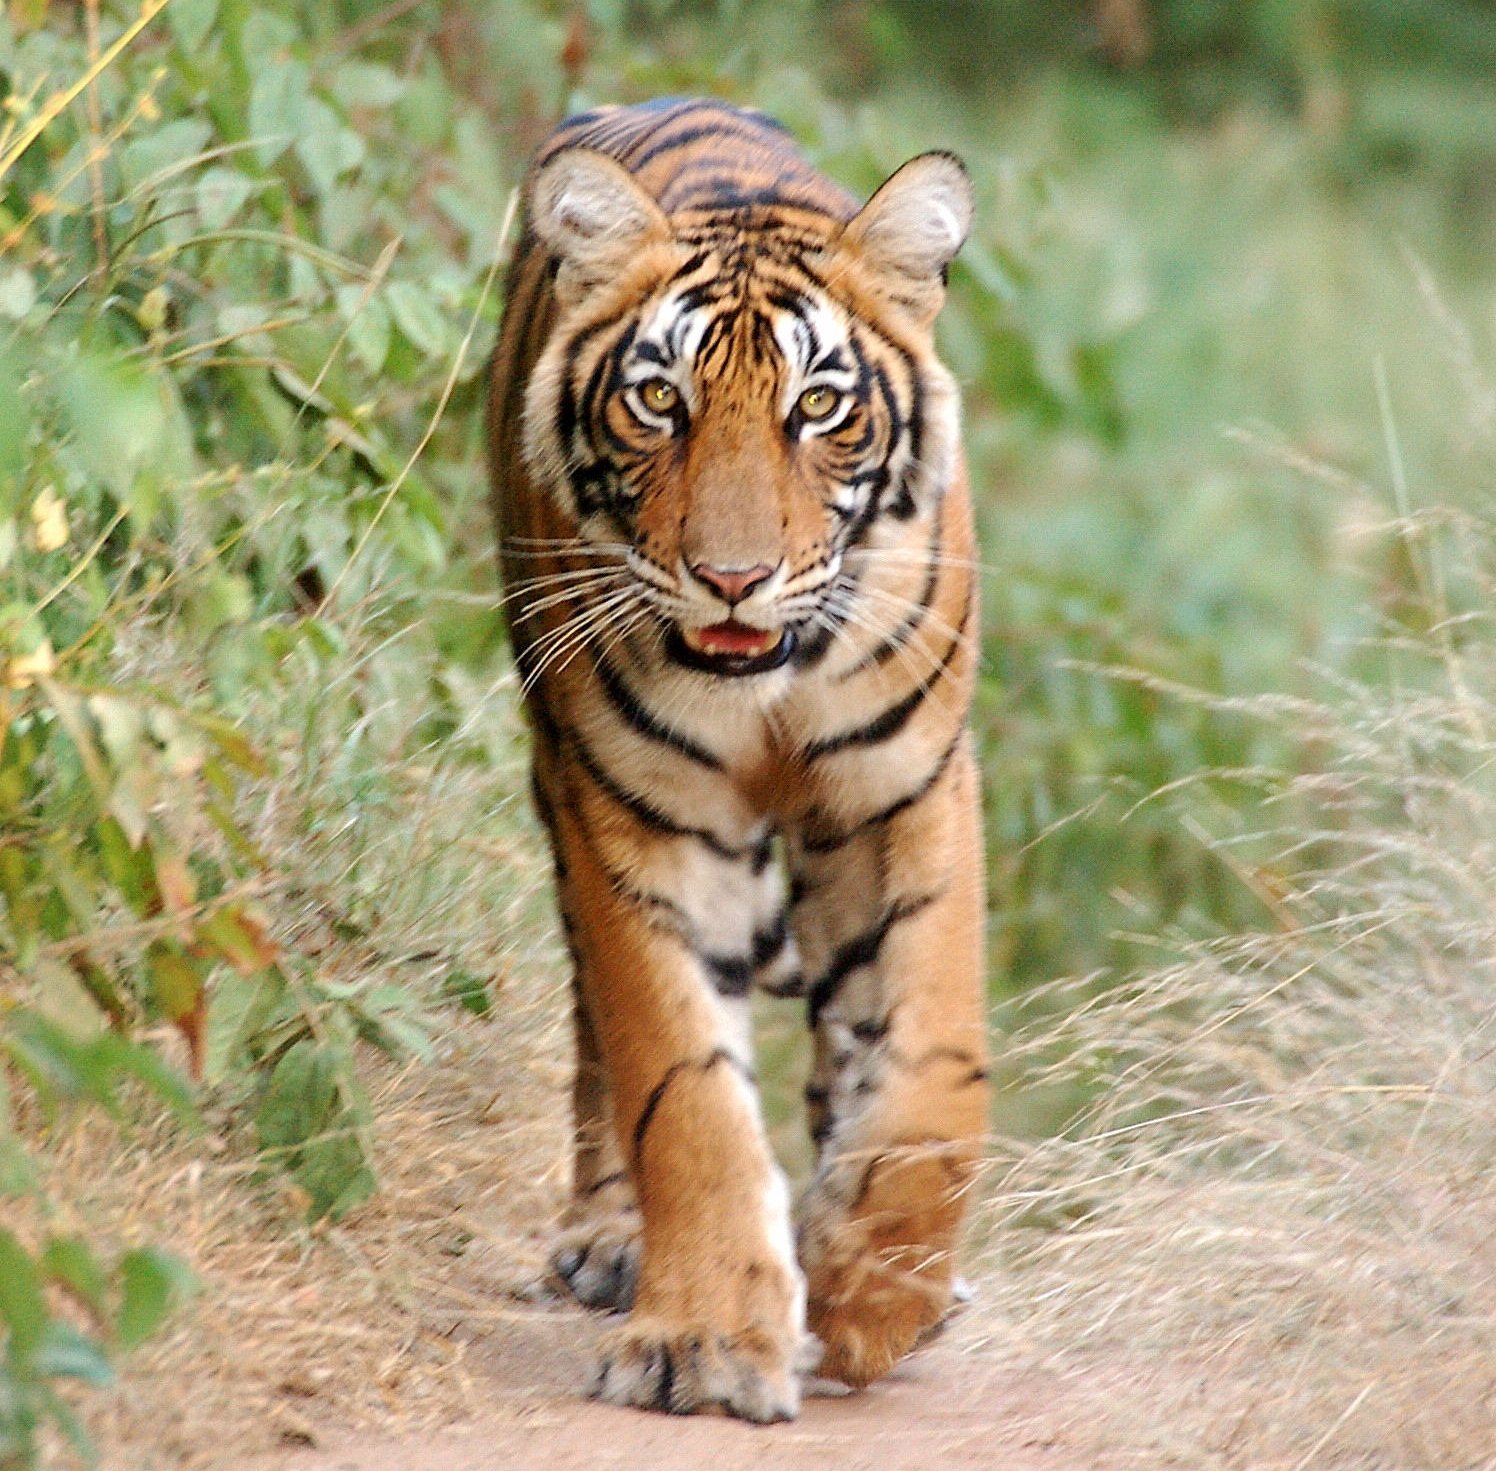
xmin=690 ymin=562 xmax=775 ymax=605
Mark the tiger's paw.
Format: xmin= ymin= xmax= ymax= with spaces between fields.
xmin=799 ymin=1150 xmax=966 ymax=1388
xmin=804 ymin=1265 xmax=949 ymax=1388
xmin=589 ymin=1318 xmax=800 ymax=1422
xmin=549 ymin=1191 xmax=641 ymax=1312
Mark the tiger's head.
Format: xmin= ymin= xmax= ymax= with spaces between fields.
xmin=520 ymin=147 xmax=971 ymax=678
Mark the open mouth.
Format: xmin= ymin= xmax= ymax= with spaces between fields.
xmin=666 ymin=621 xmax=796 ymax=676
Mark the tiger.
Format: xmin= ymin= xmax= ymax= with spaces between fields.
xmin=486 ymin=97 xmax=989 ymax=1422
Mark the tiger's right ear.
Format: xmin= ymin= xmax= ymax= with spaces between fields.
xmin=528 ymin=149 xmax=671 ymax=300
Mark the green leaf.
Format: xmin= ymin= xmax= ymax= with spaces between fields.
xmin=119 ymin=119 xmax=213 ymax=193
xmin=195 ymin=166 xmax=255 ymax=231
xmin=239 ymin=8 xmax=297 ymax=59
xmin=0 ymin=348 xmax=26 ymax=501
xmin=442 ymin=969 xmax=492 ymax=1018
xmin=146 ymin=945 xmax=202 ymax=1023
xmin=254 ymin=1039 xmax=330 ymax=1154
xmin=92 ymin=1034 xmax=196 ymax=1121
xmin=255 ymin=1040 xmax=375 ymax=1220
xmin=295 ymin=99 xmax=364 ymax=198
xmin=249 ymin=59 xmax=311 ymax=167
xmin=0 ymin=266 xmax=36 ymax=321
xmin=0 ymin=1228 xmax=46 ymax=1359
xmin=385 ymin=282 xmax=450 ymax=360
xmin=33 ymin=1382 xmax=95 ymax=1462
xmin=115 ymin=1248 xmax=191 ymax=1351
xmin=32 ymin=1322 xmax=114 ymax=1386
xmin=42 ymin=1236 xmax=107 ymax=1315
xmin=57 ymin=350 xmax=168 ymax=510
xmin=196 ymin=905 xmax=278 ymax=975
xmin=0 ymin=1136 xmax=40 ymax=1198
xmin=329 ymin=61 xmax=408 ymax=111
xmin=334 ymin=285 xmax=391 ymax=375
xmin=95 ymin=816 xmax=157 ymax=913
xmin=168 ymin=0 xmax=218 ymax=51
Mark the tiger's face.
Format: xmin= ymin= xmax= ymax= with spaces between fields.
xmin=521 ymin=149 xmax=970 ymax=677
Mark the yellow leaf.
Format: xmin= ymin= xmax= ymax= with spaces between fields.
xmin=4 ymin=638 xmax=54 ymax=689
xmin=154 ymin=847 xmax=195 ymax=916
xmin=31 ymin=486 xmax=67 ymax=551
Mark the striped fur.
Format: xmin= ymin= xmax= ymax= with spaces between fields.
xmin=487 ymin=98 xmax=988 ymax=1421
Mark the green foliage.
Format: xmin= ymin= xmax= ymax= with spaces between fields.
xmin=0 ymin=0 xmax=510 ymax=1242
xmin=0 ymin=1011 xmax=195 ymax=1469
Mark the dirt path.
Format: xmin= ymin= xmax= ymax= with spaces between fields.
xmin=255 ymin=1307 xmax=1115 ymax=1471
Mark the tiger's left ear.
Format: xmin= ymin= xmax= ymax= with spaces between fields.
xmin=841 ymin=152 xmax=972 ymax=323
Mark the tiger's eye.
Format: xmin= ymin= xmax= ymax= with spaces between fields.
xmin=640 ymin=378 xmax=679 ymax=413
xmin=798 ymin=386 xmax=840 ymax=421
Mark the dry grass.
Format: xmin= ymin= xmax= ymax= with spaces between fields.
xmin=67 ymin=1009 xmax=573 ymax=1468
xmin=967 ymin=515 xmax=1496 ymax=1469
xmin=11 ymin=638 xmax=586 ymax=1468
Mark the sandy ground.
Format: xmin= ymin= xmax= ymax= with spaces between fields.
xmin=250 ymin=1308 xmax=1116 ymax=1471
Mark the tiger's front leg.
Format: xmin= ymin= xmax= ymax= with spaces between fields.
xmin=552 ymin=780 xmax=804 ymax=1423
xmin=547 ymin=974 xmax=642 ymax=1311
xmin=792 ymin=734 xmax=990 ymax=1388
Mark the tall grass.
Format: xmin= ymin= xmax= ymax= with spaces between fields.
xmin=973 ymin=457 xmax=1495 ymax=1466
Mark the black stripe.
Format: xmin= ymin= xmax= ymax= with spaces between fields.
xmin=632 ymin=118 xmax=756 ymax=169
xmin=631 ymin=1048 xmax=734 ymax=1163
xmin=610 ymin=876 xmax=695 ymax=939
xmin=582 ymin=1169 xmax=629 ymax=1198
xmin=703 ymin=954 xmax=753 ymax=998
xmin=807 ymin=892 xmax=938 ymax=1026
xmin=804 ymin=607 xmax=963 ymax=760
xmin=571 ymin=733 xmax=753 ymax=861
xmin=655 ymin=1344 xmax=676 ymax=1412
xmin=804 ymin=682 xmax=926 ymax=760
xmin=761 ymin=974 xmax=806 ymax=999
xmin=789 ymin=614 xmax=837 ymax=670
xmin=800 ymin=729 xmax=965 ymax=854
xmin=751 ymin=911 xmax=789 ymax=969
xmin=594 ymin=656 xmax=722 ymax=769
xmin=840 ymin=526 xmax=943 ymax=681
xmin=555 ymin=304 xmax=635 ymax=465
xmin=530 ymin=769 xmax=556 ymax=831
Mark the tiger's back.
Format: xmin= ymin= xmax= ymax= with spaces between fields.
xmin=487 ymin=98 xmax=989 ymax=1422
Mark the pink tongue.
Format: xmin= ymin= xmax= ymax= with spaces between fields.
xmin=694 ymin=622 xmax=776 ymax=655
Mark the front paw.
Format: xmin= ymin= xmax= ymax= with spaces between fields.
xmin=549 ymin=1203 xmax=641 ymax=1312
xmin=590 ymin=1318 xmax=799 ymax=1422
xmin=799 ymin=1149 xmax=967 ymax=1387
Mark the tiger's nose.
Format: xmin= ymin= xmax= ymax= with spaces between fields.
xmin=690 ymin=562 xmax=776 ymax=606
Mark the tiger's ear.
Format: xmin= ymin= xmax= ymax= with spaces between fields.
xmin=528 ymin=148 xmax=670 ymax=301
xmin=841 ymin=152 xmax=972 ymax=322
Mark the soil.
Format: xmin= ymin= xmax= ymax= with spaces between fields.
xmin=251 ymin=1307 xmax=1116 ymax=1471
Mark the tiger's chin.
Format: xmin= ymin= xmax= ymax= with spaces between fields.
xmin=667 ymin=621 xmax=796 ymax=677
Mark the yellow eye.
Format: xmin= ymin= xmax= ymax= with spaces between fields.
xmin=798 ymin=386 xmax=841 ymax=421
xmin=639 ymin=378 xmax=679 ymax=414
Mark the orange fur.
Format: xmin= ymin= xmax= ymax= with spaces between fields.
xmin=487 ymin=98 xmax=988 ymax=1420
